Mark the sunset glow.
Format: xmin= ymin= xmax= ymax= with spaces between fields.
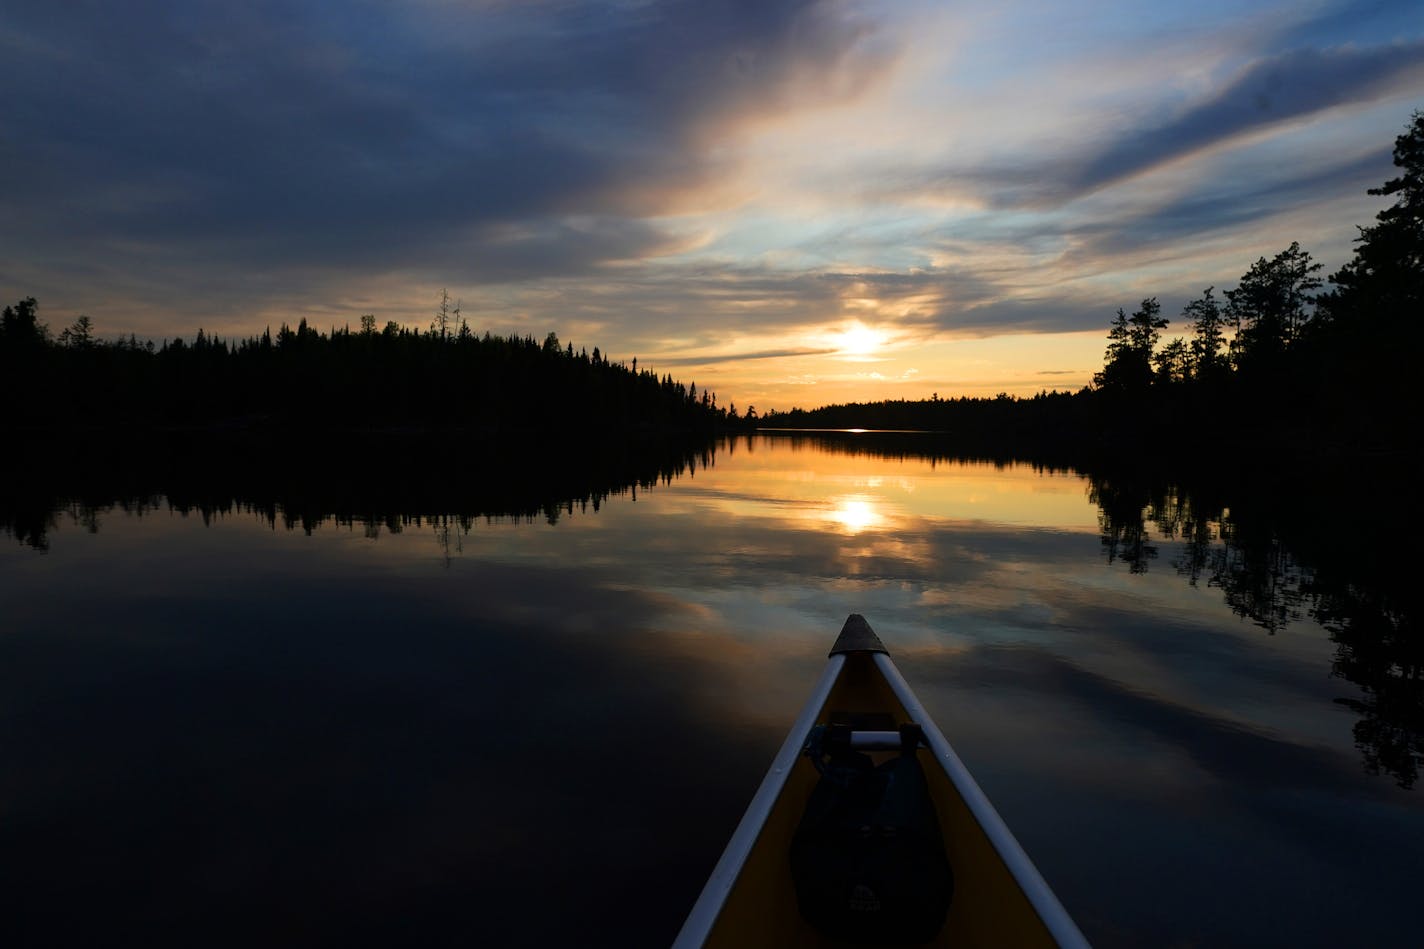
xmin=833 ymin=322 xmax=888 ymax=359
xmin=3 ymin=1 xmax=1421 ymax=411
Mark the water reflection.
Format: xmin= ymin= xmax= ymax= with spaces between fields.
xmin=825 ymin=494 xmax=886 ymax=534
xmin=750 ymin=430 xmax=1421 ymax=791
xmin=2 ymin=431 xmax=1421 ymax=946
xmin=0 ymin=562 xmax=805 ymax=946
xmin=4 ymin=432 xmax=1418 ymax=793
xmin=0 ymin=432 xmax=716 ymax=551
xmin=1089 ymin=467 xmax=1421 ymax=789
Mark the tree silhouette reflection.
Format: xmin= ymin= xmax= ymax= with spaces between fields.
xmin=737 ymin=432 xmax=1420 ymax=789
xmin=1084 ymin=466 xmax=1419 ymax=787
xmin=6 ymin=430 xmax=1417 ymax=787
xmin=0 ymin=432 xmax=716 ymax=550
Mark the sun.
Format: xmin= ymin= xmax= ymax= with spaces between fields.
xmin=836 ymin=322 xmax=886 ymax=357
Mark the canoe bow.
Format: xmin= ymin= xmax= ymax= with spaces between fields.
xmin=674 ymin=614 xmax=1090 ymax=948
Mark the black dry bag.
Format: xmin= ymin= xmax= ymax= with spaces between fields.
xmin=789 ymin=725 xmax=954 ymax=944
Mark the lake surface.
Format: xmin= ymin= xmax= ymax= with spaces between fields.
xmin=2 ymin=433 xmax=1419 ymax=947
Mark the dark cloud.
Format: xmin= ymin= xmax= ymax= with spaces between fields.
xmin=594 ymin=145 xmax=1396 ymax=344
xmin=656 ymin=346 xmax=837 ymax=366
xmin=880 ymin=36 xmax=1422 ymax=212
xmin=825 ymin=146 xmax=1397 ymax=340
xmin=917 ymin=293 xmax=1109 ymax=337
xmin=3 ymin=0 xmax=1418 ymax=358
xmin=1059 ymin=147 xmax=1395 ymax=274
xmin=0 ymin=0 xmax=889 ymax=287
xmin=1274 ymin=0 xmax=1414 ymax=50
xmin=551 ymin=260 xmax=1106 ymax=347
xmin=1065 ymin=41 xmax=1424 ymax=198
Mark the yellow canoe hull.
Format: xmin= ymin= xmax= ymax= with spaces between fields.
xmin=676 ymin=615 xmax=1089 ymax=948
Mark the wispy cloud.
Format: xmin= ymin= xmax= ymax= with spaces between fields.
xmin=654 ymin=347 xmax=837 ymax=367
xmin=1064 ymin=42 xmax=1424 ymax=197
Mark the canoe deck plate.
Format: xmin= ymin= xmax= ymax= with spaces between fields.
xmin=828 ymin=614 xmax=888 ymax=657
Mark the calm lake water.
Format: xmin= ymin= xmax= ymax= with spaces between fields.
xmin=2 ymin=433 xmax=1419 ymax=947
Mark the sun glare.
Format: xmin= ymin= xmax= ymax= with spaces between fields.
xmin=836 ymin=322 xmax=886 ymax=357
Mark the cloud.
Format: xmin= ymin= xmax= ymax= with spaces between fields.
xmin=1061 ymin=146 xmax=1395 ymax=265
xmin=2 ymin=0 xmax=1421 ymax=407
xmin=0 ymin=1 xmax=892 ymax=281
xmin=1274 ymin=0 xmax=1415 ymax=50
xmin=860 ymin=31 xmax=1422 ymax=215
xmin=654 ymin=346 xmax=837 ymax=366
xmin=1064 ymin=42 xmax=1424 ymax=196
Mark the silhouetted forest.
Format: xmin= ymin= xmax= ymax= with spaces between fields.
xmin=761 ymin=391 xmax=1094 ymax=458
xmin=10 ymin=113 xmax=1419 ymax=456
xmin=764 ymin=112 xmax=1424 ymax=467
xmin=0 ymin=291 xmax=728 ymax=437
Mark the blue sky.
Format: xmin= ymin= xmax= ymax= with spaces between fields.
xmin=3 ymin=0 xmax=1422 ymax=407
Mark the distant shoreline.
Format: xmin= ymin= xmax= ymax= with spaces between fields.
xmin=755 ymin=427 xmax=948 ymax=435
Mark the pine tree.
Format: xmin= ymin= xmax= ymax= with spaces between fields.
xmin=1225 ymin=243 xmax=1321 ymax=370
xmin=1323 ymin=111 xmax=1423 ymax=335
xmin=1183 ymin=287 xmax=1226 ymax=380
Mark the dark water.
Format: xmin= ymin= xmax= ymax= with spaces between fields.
xmin=2 ymin=434 xmax=1419 ymax=947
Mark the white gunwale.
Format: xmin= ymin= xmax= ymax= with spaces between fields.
xmin=672 ymin=654 xmax=846 ymax=948
xmin=872 ymin=652 xmax=1090 ymax=949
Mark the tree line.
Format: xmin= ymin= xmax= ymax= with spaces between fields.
xmin=764 ymin=111 xmax=1424 ymax=464
xmin=6 ymin=111 xmax=1421 ymax=454
xmin=0 ymin=292 xmax=731 ymax=437
xmin=1088 ymin=112 xmax=1421 ymax=458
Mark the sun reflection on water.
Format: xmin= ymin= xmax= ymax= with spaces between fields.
xmin=826 ymin=494 xmax=886 ymax=534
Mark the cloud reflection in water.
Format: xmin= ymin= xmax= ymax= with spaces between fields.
xmin=3 ymin=434 xmax=1422 ymax=948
